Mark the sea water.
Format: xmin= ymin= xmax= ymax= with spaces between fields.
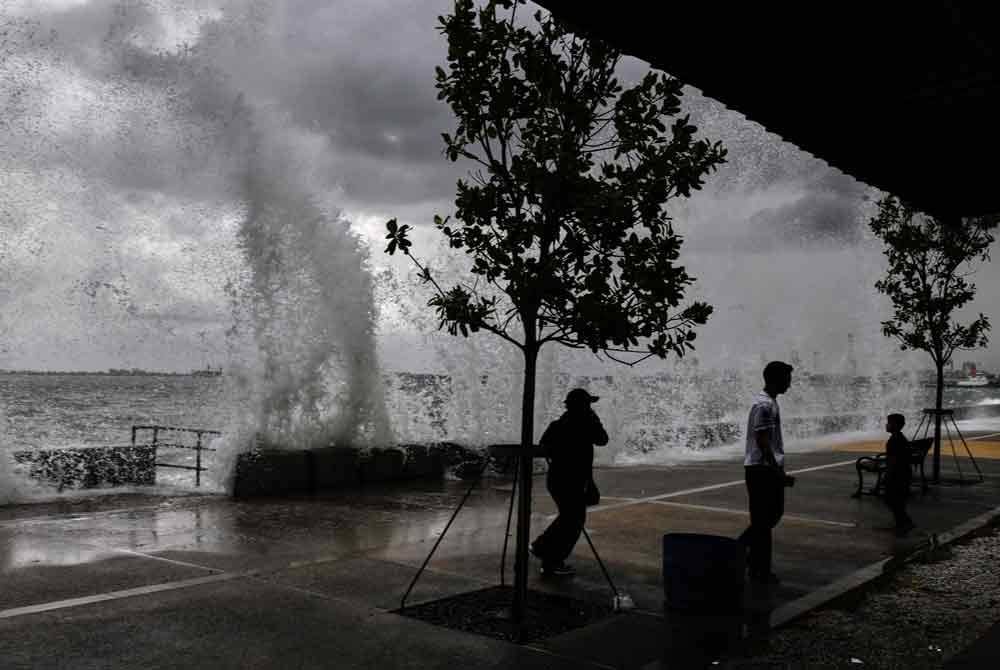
xmin=2 ymin=370 xmax=995 ymax=461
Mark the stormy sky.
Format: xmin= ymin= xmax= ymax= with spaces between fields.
xmin=1 ymin=0 xmax=997 ymax=373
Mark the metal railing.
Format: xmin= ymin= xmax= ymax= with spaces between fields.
xmin=131 ymin=424 xmax=221 ymax=487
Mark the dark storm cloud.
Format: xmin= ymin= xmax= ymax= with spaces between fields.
xmin=2 ymin=2 xmax=246 ymax=208
xmin=746 ymin=172 xmax=871 ymax=249
xmin=7 ymin=0 xmax=871 ymax=238
xmin=9 ymin=0 xmax=461 ymax=212
xmin=269 ymin=7 xmax=866 ymax=224
xmin=677 ymin=89 xmax=873 ymax=249
xmin=278 ymin=41 xmax=446 ymax=162
xmin=8 ymin=0 xmax=875 ymax=254
xmin=232 ymin=0 xmax=463 ymax=209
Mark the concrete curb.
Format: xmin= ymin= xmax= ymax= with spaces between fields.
xmin=770 ymin=503 xmax=1000 ymax=629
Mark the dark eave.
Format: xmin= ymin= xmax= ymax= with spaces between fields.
xmin=534 ymin=1 xmax=1000 ymax=219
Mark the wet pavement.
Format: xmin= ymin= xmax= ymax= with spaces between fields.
xmin=2 ymin=438 xmax=1000 ymax=669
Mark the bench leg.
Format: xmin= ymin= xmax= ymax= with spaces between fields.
xmin=853 ymin=465 xmax=864 ymax=498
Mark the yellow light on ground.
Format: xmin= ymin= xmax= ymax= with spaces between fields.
xmin=832 ymin=440 xmax=1000 ymax=460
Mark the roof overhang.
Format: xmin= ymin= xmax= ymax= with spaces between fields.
xmin=534 ymin=1 xmax=1000 ymax=219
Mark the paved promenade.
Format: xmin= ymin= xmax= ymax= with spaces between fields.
xmin=2 ymin=434 xmax=999 ymax=669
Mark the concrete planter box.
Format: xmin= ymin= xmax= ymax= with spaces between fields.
xmin=232 ymin=443 xmax=459 ymax=498
xmin=233 ymin=450 xmax=312 ymax=498
xmin=359 ymin=447 xmax=405 ymax=483
xmin=400 ymin=444 xmax=445 ymax=479
xmin=13 ymin=446 xmax=156 ymax=490
xmin=311 ymin=447 xmax=361 ymax=489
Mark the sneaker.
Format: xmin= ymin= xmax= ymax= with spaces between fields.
xmin=541 ymin=562 xmax=576 ymax=577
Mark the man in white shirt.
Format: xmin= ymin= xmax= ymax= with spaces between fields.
xmin=738 ymin=361 xmax=793 ymax=585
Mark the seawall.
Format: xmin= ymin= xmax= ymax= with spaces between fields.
xmin=10 ymin=404 xmax=998 ymax=495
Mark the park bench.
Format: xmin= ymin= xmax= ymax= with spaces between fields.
xmin=852 ymin=437 xmax=932 ymax=497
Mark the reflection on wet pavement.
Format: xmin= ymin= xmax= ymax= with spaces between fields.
xmin=3 ymin=451 xmax=1000 ymax=625
xmin=3 ymin=534 xmax=119 ymax=569
xmin=0 ymin=479 xmax=517 ymax=577
xmin=2 ymin=451 xmax=1000 ymax=669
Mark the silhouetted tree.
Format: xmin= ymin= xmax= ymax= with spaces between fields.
xmin=870 ymin=196 xmax=996 ymax=481
xmin=385 ymin=0 xmax=725 ymax=617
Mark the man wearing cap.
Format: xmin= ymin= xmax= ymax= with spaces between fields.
xmin=738 ymin=361 xmax=794 ymax=585
xmin=531 ymin=388 xmax=609 ymax=577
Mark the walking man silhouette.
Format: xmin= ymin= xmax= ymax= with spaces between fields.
xmin=531 ymin=388 xmax=609 ymax=577
xmin=738 ymin=361 xmax=793 ymax=585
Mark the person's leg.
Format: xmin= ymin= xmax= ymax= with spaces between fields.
xmin=900 ymin=486 xmax=913 ymax=528
xmin=888 ymin=483 xmax=914 ymax=531
xmin=546 ymin=487 xmax=585 ymax=566
xmin=745 ymin=468 xmax=783 ymax=581
xmin=898 ymin=478 xmax=914 ymax=528
xmin=736 ymin=467 xmax=754 ymax=552
xmin=883 ymin=477 xmax=909 ymax=526
xmin=758 ymin=476 xmax=784 ymax=578
xmin=772 ymin=476 xmax=785 ymax=528
xmin=884 ymin=487 xmax=903 ymax=526
xmin=742 ymin=467 xmax=772 ymax=577
xmin=532 ymin=476 xmax=561 ymax=560
xmin=738 ymin=468 xmax=754 ymax=562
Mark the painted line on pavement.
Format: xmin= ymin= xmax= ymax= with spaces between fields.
xmin=648 ymin=499 xmax=857 ymax=528
xmin=0 ymin=571 xmax=254 ymax=620
xmin=108 ymin=547 xmax=224 ymax=573
xmin=787 ymin=459 xmax=863 ymax=475
xmin=589 ymin=459 xmax=858 ymax=515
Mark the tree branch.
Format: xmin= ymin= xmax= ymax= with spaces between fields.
xmin=601 ymin=350 xmax=658 ymax=367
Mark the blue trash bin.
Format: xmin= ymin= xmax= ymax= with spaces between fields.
xmin=662 ymin=533 xmax=745 ymax=614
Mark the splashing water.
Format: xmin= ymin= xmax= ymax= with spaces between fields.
xmin=1 ymin=1 xmax=991 ymax=502
xmin=168 ymin=12 xmax=393 ymax=489
xmin=367 ymin=93 xmax=969 ymax=464
xmin=0 ymin=1 xmax=391 ymax=498
xmin=225 ymin=113 xmax=391 ymax=456
xmin=0 ymin=403 xmax=19 ymax=504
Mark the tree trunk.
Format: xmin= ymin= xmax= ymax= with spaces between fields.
xmin=511 ymin=343 xmax=538 ymax=623
xmin=932 ymin=362 xmax=944 ymax=483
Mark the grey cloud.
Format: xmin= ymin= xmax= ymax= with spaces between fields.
xmin=213 ymin=0 xmax=461 ymax=209
xmin=11 ymin=0 xmax=459 ymax=212
xmin=747 ymin=191 xmax=865 ymax=249
xmin=8 ymin=0 xmax=869 ymax=238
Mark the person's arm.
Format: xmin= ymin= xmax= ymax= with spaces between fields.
xmin=755 ymin=429 xmax=777 ymax=468
xmin=590 ymin=410 xmax=609 ymax=447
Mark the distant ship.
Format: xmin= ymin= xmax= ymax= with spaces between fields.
xmin=191 ymin=365 xmax=223 ymax=377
